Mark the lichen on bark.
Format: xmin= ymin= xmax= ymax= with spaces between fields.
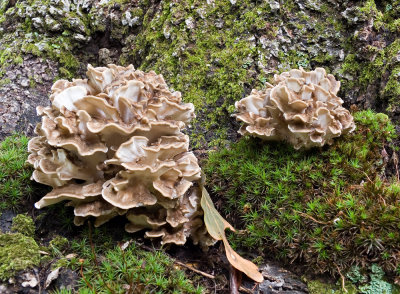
xmin=1 ymin=0 xmax=398 ymax=145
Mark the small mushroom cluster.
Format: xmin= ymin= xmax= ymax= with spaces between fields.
xmin=28 ymin=64 xmax=215 ymax=247
xmin=235 ymin=67 xmax=355 ymax=149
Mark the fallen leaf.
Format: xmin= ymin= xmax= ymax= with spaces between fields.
xmin=201 ymin=186 xmax=263 ymax=283
xmin=45 ymin=267 xmax=60 ymax=289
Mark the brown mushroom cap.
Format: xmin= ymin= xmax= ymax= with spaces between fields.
xmin=235 ymin=67 xmax=355 ymax=149
xmin=34 ymin=181 xmax=103 ymax=208
xmin=125 ymin=208 xmax=167 ymax=233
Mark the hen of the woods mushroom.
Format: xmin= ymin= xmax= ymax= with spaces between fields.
xmin=235 ymin=67 xmax=355 ymax=149
xmin=27 ymin=64 xmax=216 ymax=248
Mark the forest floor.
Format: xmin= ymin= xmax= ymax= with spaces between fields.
xmin=1 ymin=0 xmax=400 ymax=293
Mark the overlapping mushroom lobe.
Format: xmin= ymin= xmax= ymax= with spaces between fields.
xmin=28 ymin=64 xmax=214 ymax=247
xmin=235 ymin=67 xmax=355 ymax=149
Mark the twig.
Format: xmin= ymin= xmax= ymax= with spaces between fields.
xmin=334 ymin=263 xmax=347 ymax=293
xmin=229 ymin=265 xmax=241 ymax=294
xmin=293 ymin=210 xmax=330 ymax=225
xmin=393 ymin=152 xmax=399 ymax=181
xmin=239 ymin=286 xmax=254 ymax=294
xmin=360 ymin=171 xmax=387 ymax=206
xmin=174 ymin=260 xmax=215 ymax=279
xmin=379 ymin=194 xmax=387 ymax=206
xmin=80 ymin=263 xmax=95 ymax=293
xmin=137 ymin=242 xmax=215 ymax=279
xmin=361 ymin=170 xmax=373 ymax=183
xmin=138 ymin=243 xmax=158 ymax=253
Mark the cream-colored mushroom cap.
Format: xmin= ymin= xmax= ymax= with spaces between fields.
xmin=235 ymin=67 xmax=355 ymax=149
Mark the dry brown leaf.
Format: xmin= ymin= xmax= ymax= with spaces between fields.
xmin=201 ymin=186 xmax=263 ymax=283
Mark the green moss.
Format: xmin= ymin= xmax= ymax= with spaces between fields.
xmin=0 ymin=78 xmax=10 ymax=87
xmin=0 ymin=0 xmax=93 ymax=78
xmin=1 ymin=0 xmax=397 ymax=145
xmin=120 ymin=0 xmax=275 ymax=147
xmin=50 ymin=290 xmax=73 ymax=294
xmin=278 ymin=50 xmax=310 ymax=69
xmin=282 ymin=0 xmax=296 ymax=12
xmin=307 ymin=280 xmax=357 ymax=294
xmin=67 ymin=235 xmax=204 ymax=293
xmin=40 ymin=254 xmax=53 ymax=265
xmin=339 ymin=0 xmax=400 ymax=112
xmin=29 ymin=76 xmax=36 ymax=88
xmin=313 ymin=53 xmax=334 ymax=64
xmin=11 ymin=214 xmax=35 ymax=237
xmin=0 ymin=214 xmax=39 ymax=280
xmin=0 ymin=232 xmax=40 ymax=281
xmin=308 ymin=265 xmax=400 ymax=293
xmin=0 ymin=0 xmax=8 ymax=14
xmin=49 ymin=235 xmax=69 ymax=254
xmin=0 ymin=133 xmax=37 ymax=212
xmin=205 ymin=110 xmax=399 ymax=276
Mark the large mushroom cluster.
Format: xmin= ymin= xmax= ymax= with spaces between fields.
xmin=235 ymin=67 xmax=355 ymax=149
xmin=28 ymin=64 xmax=215 ymax=247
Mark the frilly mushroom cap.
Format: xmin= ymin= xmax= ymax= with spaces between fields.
xmin=235 ymin=67 xmax=355 ymax=149
xmin=28 ymin=64 xmax=215 ymax=248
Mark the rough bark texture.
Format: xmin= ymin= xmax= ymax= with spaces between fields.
xmin=0 ymin=0 xmax=399 ymax=146
xmin=0 ymin=56 xmax=57 ymax=138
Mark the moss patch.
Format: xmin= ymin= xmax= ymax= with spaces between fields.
xmin=339 ymin=0 xmax=400 ymax=113
xmin=0 ymin=232 xmax=40 ymax=281
xmin=77 ymin=244 xmax=203 ymax=293
xmin=49 ymin=235 xmax=69 ymax=255
xmin=0 ymin=133 xmax=36 ymax=212
xmin=62 ymin=227 xmax=204 ymax=294
xmin=0 ymin=0 xmax=98 ymax=78
xmin=11 ymin=214 xmax=35 ymax=237
xmin=0 ymin=212 xmax=39 ymax=281
xmin=122 ymin=0 xmax=272 ymax=147
xmin=205 ymin=110 xmax=400 ymax=276
xmin=307 ymin=280 xmax=357 ymax=294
